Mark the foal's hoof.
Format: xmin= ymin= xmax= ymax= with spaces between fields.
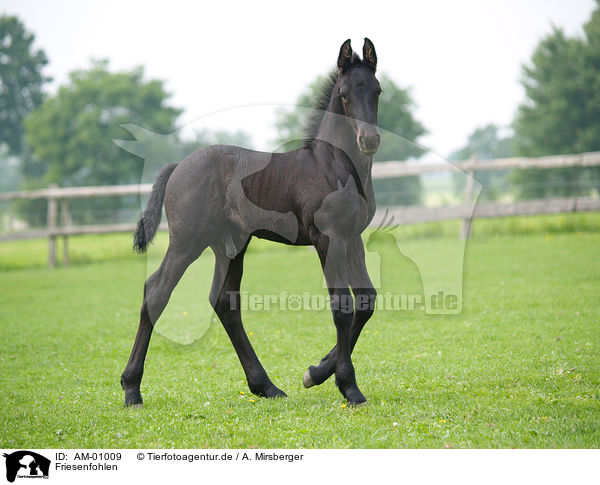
xmin=346 ymin=394 xmax=367 ymax=406
xmin=335 ymin=379 xmax=367 ymax=406
xmin=124 ymin=390 xmax=143 ymax=408
xmin=124 ymin=398 xmax=144 ymax=409
xmin=347 ymin=398 xmax=367 ymax=407
xmin=303 ymin=369 xmax=315 ymax=388
xmin=121 ymin=376 xmax=143 ymax=408
xmin=268 ymin=388 xmax=287 ymax=399
xmin=251 ymin=383 xmax=287 ymax=399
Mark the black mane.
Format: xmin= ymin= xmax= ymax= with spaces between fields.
xmin=302 ymin=70 xmax=338 ymax=146
xmin=303 ymin=53 xmax=366 ymax=146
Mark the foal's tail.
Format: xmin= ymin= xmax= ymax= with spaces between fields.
xmin=133 ymin=163 xmax=178 ymax=253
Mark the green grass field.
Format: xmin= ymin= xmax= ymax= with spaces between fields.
xmin=1 ymin=214 xmax=599 ymax=448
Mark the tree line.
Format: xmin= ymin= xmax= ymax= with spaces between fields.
xmin=451 ymin=2 xmax=600 ymax=200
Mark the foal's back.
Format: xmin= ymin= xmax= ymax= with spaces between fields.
xmin=163 ymin=142 xmax=365 ymax=246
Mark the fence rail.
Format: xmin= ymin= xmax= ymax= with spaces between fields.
xmin=376 ymin=196 xmax=600 ymax=226
xmin=371 ymin=151 xmax=600 ymax=177
xmin=0 ymin=183 xmax=154 ymax=201
xmin=2 ymin=151 xmax=600 ymax=267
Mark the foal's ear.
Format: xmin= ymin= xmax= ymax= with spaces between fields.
xmin=363 ymin=37 xmax=377 ymax=72
xmin=337 ymin=39 xmax=353 ymax=73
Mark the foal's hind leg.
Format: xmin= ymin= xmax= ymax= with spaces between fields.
xmin=304 ymin=236 xmax=376 ymax=389
xmin=210 ymin=245 xmax=286 ymax=399
xmin=121 ymin=243 xmax=202 ymax=407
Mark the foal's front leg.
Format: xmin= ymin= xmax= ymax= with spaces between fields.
xmin=304 ymin=236 xmax=376 ymax=389
xmin=312 ymin=234 xmax=366 ymax=405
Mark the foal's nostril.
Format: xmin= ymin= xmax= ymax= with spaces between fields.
xmin=360 ymin=134 xmax=380 ymax=151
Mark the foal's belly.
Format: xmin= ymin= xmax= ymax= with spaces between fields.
xmin=251 ymin=227 xmax=312 ymax=246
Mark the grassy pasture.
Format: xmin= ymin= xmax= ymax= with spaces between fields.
xmin=0 ymin=214 xmax=599 ymax=448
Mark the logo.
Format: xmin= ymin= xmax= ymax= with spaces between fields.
xmin=3 ymin=451 xmax=50 ymax=482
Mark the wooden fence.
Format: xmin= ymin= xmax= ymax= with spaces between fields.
xmin=1 ymin=151 xmax=600 ymax=267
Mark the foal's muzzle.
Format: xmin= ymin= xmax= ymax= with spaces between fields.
xmin=357 ymin=126 xmax=380 ymax=156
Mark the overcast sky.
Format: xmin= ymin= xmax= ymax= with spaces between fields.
xmin=2 ymin=0 xmax=596 ymax=159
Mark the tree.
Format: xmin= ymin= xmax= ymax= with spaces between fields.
xmin=0 ymin=15 xmax=49 ymax=157
xmin=21 ymin=60 xmax=181 ymax=224
xmin=512 ymin=2 xmax=600 ymax=198
xmin=25 ymin=59 xmax=181 ymax=187
xmin=373 ymin=73 xmax=427 ymax=162
xmin=273 ymin=72 xmax=427 ymax=205
xmin=450 ymin=124 xmax=514 ymax=200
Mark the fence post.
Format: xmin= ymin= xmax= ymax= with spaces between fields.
xmin=61 ymin=199 xmax=71 ymax=265
xmin=461 ymin=154 xmax=477 ymax=239
xmin=47 ymin=184 xmax=58 ymax=268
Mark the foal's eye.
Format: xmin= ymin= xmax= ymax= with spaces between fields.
xmin=340 ymin=92 xmax=348 ymax=101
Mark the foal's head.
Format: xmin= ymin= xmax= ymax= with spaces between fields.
xmin=336 ymin=38 xmax=381 ymax=156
